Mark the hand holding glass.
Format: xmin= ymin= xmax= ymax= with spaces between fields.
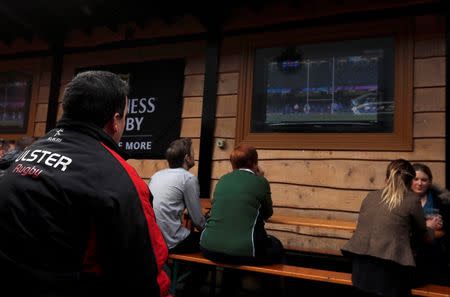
xmin=425 ymin=208 xmax=443 ymax=231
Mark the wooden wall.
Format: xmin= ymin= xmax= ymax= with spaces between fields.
xmin=0 ymin=36 xmax=50 ymax=142
xmin=2 ymin=6 xmax=444 ymax=255
xmin=53 ymin=13 xmax=445 ymax=254
xmin=206 ymin=14 xmax=446 ymax=253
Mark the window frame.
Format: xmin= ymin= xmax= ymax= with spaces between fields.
xmin=236 ymin=18 xmax=413 ymax=151
xmin=0 ymin=59 xmax=40 ymax=138
xmin=0 ymin=71 xmax=33 ymax=134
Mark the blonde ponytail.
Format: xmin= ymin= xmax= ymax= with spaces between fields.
xmin=381 ymin=159 xmax=415 ymax=211
xmin=381 ymin=169 xmax=407 ymax=210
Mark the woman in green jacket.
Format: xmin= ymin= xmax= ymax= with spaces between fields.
xmin=200 ymin=144 xmax=283 ymax=265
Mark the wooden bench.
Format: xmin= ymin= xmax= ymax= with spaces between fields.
xmin=201 ymin=199 xmax=356 ymax=231
xmin=199 ymin=198 xmax=356 ymax=256
xmin=189 ymin=199 xmax=450 ymax=296
xmin=201 ymin=199 xmax=443 ymax=256
xmin=168 ymin=252 xmax=450 ymax=297
xmin=200 ymin=198 xmax=356 ymax=231
xmin=266 ymin=214 xmax=357 ymax=255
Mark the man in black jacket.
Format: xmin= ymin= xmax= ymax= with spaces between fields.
xmin=0 ymin=71 xmax=170 ymax=297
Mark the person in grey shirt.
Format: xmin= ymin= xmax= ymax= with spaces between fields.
xmin=149 ymin=137 xmax=206 ymax=253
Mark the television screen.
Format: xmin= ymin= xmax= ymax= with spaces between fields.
xmin=251 ymin=37 xmax=395 ymax=133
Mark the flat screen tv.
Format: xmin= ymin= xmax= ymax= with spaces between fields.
xmin=251 ymin=37 xmax=395 ymax=133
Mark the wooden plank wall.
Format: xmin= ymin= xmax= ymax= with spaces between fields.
xmin=0 ymin=36 xmax=50 ymax=141
xmin=25 ymin=13 xmax=445 ymax=254
xmin=95 ymin=14 xmax=444 ymax=254
xmin=206 ymin=15 xmax=446 ymax=253
xmin=33 ymin=57 xmax=53 ymax=137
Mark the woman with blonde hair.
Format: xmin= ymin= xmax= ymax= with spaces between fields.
xmin=342 ymin=159 xmax=429 ymax=297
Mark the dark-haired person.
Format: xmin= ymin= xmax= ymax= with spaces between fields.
xmin=0 ymin=136 xmax=36 ymax=180
xmin=342 ymin=159 xmax=430 ymax=297
xmin=149 ymin=138 xmax=206 ymax=297
xmin=0 ymin=71 xmax=170 ymax=297
xmin=0 ymin=136 xmax=36 ymax=170
xmin=149 ymin=137 xmax=206 ymax=253
xmin=411 ymin=163 xmax=450 ymax=284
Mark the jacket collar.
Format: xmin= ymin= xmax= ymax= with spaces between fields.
xmin=429 ymin=185 xmax=450 ymax=205
xmin=56 ymin=117 xmax=129 ymax=160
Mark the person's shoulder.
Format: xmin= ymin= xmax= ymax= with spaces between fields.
xmin=0 ymin=151 xmax=16 ymax=169
xmin=430 ymin=185 xmax=450 ymax=205
xmin=216 ymin=170 xmax=238 ymax=184
xmin=219 ymin=170 xmax=236 ymax=179
xmin=151 ymin=168 xmax=170 ymax=177
xmin=365 ymin=189 xmax=381 ymax=199
xmin=183 ymin=170 xmax=198 ymax=185
xmin=256 ymin=175 xmax=270 ymax=191
xmin=236 ymin=170 xmax=269 ymax=185
xmin=1 ymin=148 xmax=20 ymax=160
xmin=402 ymin=191 xmax=421 ymax=209
xmin=149 ymin=168 xmax=174 ymax=185
xmin=405 ymin=190 xmax=420 ymax=202
xmin=168 ymin=167 xmax=196 ymax=180
xmin=359 ymin=190 xmax=382 ymax=208
xmin=182 ymin=168 xmax=196 ymax=178
xmin=154 ymin=167 xmax=197 ymax=182
xmin=254 ymin=173 xmax=269 ymax=184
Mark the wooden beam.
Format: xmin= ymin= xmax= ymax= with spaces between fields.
xmin=198 ymin=30 xmax=221 ymax=198
xmin=445 ymin=2 xmax=450 ymax=189
xmin=45 ymin=39 xmax=64 ymax=132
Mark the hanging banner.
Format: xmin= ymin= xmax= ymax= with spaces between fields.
xmin=77 ymin=59 xmax=185 ymax=159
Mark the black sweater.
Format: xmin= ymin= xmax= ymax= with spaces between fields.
xmin=0 ymin=119 xmax=169 ymax=296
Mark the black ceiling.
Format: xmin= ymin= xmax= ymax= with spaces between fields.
xmin=0 ymin=0 xmax=263 ymax=46
xmin=0 ymin=0 xmax=445 ymax=48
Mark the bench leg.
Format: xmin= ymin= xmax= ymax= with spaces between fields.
xmin=280 ymin=276 xmax=287 ymax=297
xmin=209 ymin=267 xmax=217 ymax=297
xmin=172 ymin=261 xmax=209 ymax=297
xmin=170 ymin=261 xmax=179 ymax=296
